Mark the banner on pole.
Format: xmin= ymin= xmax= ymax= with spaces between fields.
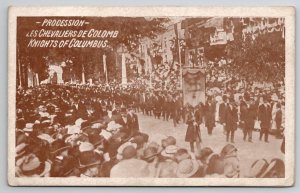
xmin=182 ymin=69 xmax=205 ymax=107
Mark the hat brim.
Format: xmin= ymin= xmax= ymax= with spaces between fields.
xmin=16 ymin=149 xmax=27 ymax=159
xmin=143 ymin=152 xmax=159 ymax=160
xmin=260 ymin=160 xmax=278 ymax=178
xmin=248 ymin=159 xmax=269 ymax=178
xmin=17 ymin=161 xmax=51 ymax=177
xmin=161 ymin=150 xmax=175 ymax=158
xmin=39 ymin=161 xmax=51 ymax=177
xmin=176 ymin=159 xmax=199 ymax=178
xmin=78 ymin=159 xmax=101 ymax=169
xmin=50 ymin=146 xmax=71 ymax=156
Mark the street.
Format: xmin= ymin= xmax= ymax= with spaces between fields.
xmin=138 ymin=113 xmax=284 ymax=177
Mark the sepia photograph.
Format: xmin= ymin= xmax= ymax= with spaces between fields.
xmin=7 ymin=6 xmax=295 ymax=186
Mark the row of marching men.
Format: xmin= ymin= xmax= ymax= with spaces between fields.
xmin=184 ymin=92 xmax=284 ymax=153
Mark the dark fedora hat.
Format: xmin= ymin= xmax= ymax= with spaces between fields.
xmin=142 ymin=147 xmax=159 ymax=161
xmin=49 ymin=139 xmax=71 ymax=156
xmin=78 ymin=151 xmax=102 ymax=169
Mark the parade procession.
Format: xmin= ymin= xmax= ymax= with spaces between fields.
xmin=14 ymin=16 xmax=286 ymax=179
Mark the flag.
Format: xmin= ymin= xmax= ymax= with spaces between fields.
xmin=121 ymin=53 xmax=127 ymax=85
xmin=103 ymin=54 xmax=108 ymax=83
xmin=82 ymin=64 xmax=86 ymax=84
xmin=174 ymin=23 xmax=180 ymax=63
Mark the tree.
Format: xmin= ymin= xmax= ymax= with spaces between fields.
xmin=225 ymin=31 xmax=285 ymax=83
xmin=17 ymin=17 xmax=169 ymax=86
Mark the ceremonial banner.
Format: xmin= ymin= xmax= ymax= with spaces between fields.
xmin=183 ymin=69 xmax=205 ymax=107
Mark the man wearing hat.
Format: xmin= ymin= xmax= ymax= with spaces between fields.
xmin=240 ymin=95 xmax=257 ymax=142
xmin=258 ymin=96 xmax=272 ymax=143
xmin=77 ymin=142 xmax=103 ymax=177
xmin=220 ymin=144 xmax=240 ymax=178
xmin=219 ymin=95 xmax=228 ymax=133
xmin=110 ymin=145 xmax=150 ymax=177
xmin=156 ymin=145 xmax=179 ymax=177
xmin=185 ymin=108 xmax=202 ymax=153
xmin=204 ymin=97 xmax=216 ymax=135
xmin=126 ymin=105 xmax=140 ymax=137
xmin=223 ymin=97 xmax=238 ymax=143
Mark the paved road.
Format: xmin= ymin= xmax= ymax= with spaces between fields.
xmin=138 ymin=113 xmax=284 ymax=177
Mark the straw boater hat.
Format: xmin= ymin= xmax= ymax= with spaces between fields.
xmin=23 ymin=123 xmax=34 ymax=132
xmin=91 ymin=121 xmax=105 ymax=129
xmin=75 ymin=118 xmax=87 ymax=128
xmin=106 ymin=121 xmax=122 ymax=132
xmin=161 ymin=145 xmax=179 ymax=158
xmin=77 ymin=141 xmax=102 ymax=169
xmin=78 ymin=142 xmax=94 ymax=153
xmin=100 ymin=129 xmax=113 ymax=140
xmin=37 ymin=133 xmax=55 ymax=144
xmin=176 ymin=159 xmax=199 ymax=178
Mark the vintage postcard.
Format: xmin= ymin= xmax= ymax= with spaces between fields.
xmin=8 ymin=6 xmax=295 ymax=186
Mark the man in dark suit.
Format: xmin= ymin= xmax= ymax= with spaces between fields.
xmin=219 ymin=95 xmax=228 ymax=134
xmin=205 ymin=97 xmax=216 ymax=135
xmin=239 ymin=94 xmax=248 ymax=130
xmin=126 ymin=105 xmax=140 ymax=137
xmin=258 ymin=96 xmax=272 ymax=143
xmin=223 ymin=97 xmax=238 ymax=143
xmin=185 ymin=108 xmax=201 ymax=153
xmin=194 ymin=102 xmax=204 ymax=126
xmin=102 ymin=106 xmax=124 ymax=127
xmin=240 ymin=97 xmax=257 ymax=142
xmin=170 ymin=96 xmax=180 ymax=127
xmin=71 ymin=99 xmax=88 ymax=119
xmin=118 ymin=107 xmax=130 ymax=137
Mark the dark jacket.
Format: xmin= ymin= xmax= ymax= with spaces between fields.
xmin=127 ymin=113 xmax=139 ymax=136
xmin=258 ymin=104 xmax=272 ymax=129
xmin=275 ymin=109 xmax=282 ymax=129
xmin=205 ymin=102 xmax=216 ymax=128
xmin=219 ymin=103 xmax=227 ymax=124
xmin=240 ymin=104 xmax=257 ymax=129
xmin=224 ymin=105 xmax=238 ymax=131
xmin=185 ymin=112 xmax=201 ymax=142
